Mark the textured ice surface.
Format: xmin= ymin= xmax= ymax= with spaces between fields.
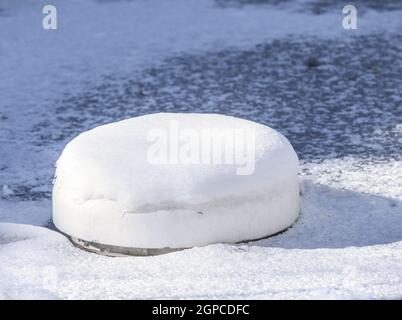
xmin=53 ymin=113 xmax=300 ymax=248
xmin=1 ymin=0 xmax=401 ymax=199
xmin=0 ymin=0 xmax=401 ymax=299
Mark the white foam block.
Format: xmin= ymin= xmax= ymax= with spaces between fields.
xmin=53 ymin=113 xmax=300 ymax=248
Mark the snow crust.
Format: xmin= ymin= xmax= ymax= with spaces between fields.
xmin=53 ymin=113 xmax=300 ymax=248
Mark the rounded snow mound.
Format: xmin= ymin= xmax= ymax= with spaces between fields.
xmin=53 ymin=113 xmax=300 ymax=253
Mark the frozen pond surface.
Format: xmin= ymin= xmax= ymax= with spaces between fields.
xmin=0 ymin=0 xmax=401 ymax=299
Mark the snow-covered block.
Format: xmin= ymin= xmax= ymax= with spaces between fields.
xmin=53 ymin=113 xmax=300 ymax=254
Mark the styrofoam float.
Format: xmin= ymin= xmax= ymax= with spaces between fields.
xmin=53 ymin=113 xmax=300 ymax=256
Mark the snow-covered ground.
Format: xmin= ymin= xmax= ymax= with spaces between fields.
xmin=0 ymin=0 xmax=401 ymax=299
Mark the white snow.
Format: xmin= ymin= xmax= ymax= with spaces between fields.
xmin=2 ymin=169 xmax=402 ymax=299
xmin=1 ymin=160 xmax=402 ymax=299
xmin=0 ymin=0 xmax=402 ymax=299
xmin=2 ymin=185 xmax=14 ymax=197
xmin=53 ymin=113 xmax=300 ymax=248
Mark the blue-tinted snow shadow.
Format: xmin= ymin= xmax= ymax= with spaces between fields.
xmin=252 ymin=180 xmax=402 ymax=249
xmin=0 ymin=200 xmax=51 ymax=228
